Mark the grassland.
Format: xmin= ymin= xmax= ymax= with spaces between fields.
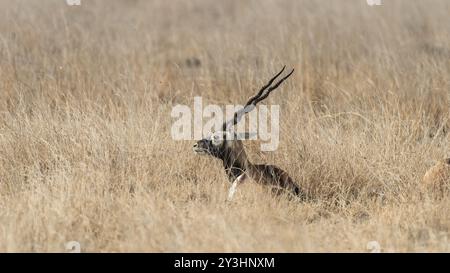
xmin=0 ymin=0 xmax=449 ymax=252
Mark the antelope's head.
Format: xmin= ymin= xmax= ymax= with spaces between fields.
xmin=193 ymin=65 xmax=294 ymax=161
xmin=193 ymin=131 xmax=242 ymax=159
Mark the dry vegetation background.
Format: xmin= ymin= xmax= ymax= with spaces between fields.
xmin=0 ymin=0 xmax=449 ymax=252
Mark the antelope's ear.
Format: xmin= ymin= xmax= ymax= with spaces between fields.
xmin=236 ymin=132 xmax=257 ymax=140
xmin=211 ymin=131 xmax=227 ymax=146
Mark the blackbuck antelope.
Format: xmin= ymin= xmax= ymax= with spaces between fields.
xmin=193 ymin=66 xmax=304 ymax=201
xmin=423 ymin=158 xmax=450 ymax=196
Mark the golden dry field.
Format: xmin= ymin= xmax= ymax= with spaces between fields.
xmin=0 ymin=0 xmax=449 ymax=252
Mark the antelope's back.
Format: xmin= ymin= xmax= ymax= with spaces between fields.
xmin=253 ymin=164 xmax=303 ymax=198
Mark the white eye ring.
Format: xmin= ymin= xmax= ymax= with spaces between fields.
xmin=211 ymin=132 xmax=225 ymax=146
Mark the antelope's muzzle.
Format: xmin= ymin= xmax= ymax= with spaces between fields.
xmin=193 ymin=139 xmax=212 ymax=155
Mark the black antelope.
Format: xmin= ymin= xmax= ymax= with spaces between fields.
xmin=193 ymin=66 xmax=304 ymax=201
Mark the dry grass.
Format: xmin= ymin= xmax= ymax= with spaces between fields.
xmin=0 ymin=0 xmax=449 ymax=252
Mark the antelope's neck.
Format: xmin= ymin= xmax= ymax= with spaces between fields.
xmin=222 ymin=147 xmax=253 ymax=182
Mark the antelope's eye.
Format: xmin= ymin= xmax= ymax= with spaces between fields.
xmin=211 ymin=132 xmax=224 ymax=146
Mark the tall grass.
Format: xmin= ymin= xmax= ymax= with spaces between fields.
xmin=0 ymin=0 xmax=449 ymax=252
